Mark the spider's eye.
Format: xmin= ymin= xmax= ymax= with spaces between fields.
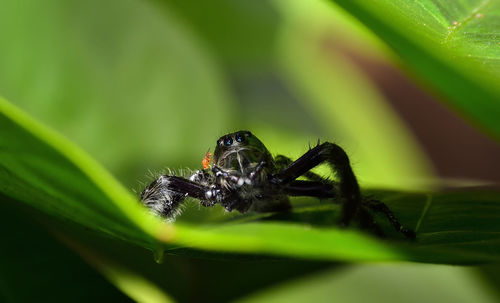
xmin=224 ymin=137 xmax=233 ymax=146
xmin=245 ymin=131 xmax=252 ymax=137
xmin=235 ymin=133 xmax=245 ymax=143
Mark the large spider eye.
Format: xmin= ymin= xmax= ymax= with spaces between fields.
xmin=224 ymin=137 xmax=233 ymax=146
xmin=235 ymin=133 xmax=245 ymax=143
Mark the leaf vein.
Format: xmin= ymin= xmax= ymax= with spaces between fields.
xmin=415 ymin=194 xmax=432 ymax=232
xmin=443 ymin=0 xmax=491 ymax=45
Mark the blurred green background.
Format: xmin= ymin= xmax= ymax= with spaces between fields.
xmin=1 ymin=0 xmax=499 ymax=302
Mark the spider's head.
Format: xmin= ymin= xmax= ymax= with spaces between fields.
xmin=213 ymin=130 xmax=273 ymax=174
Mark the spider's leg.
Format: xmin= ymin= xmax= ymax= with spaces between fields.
xmin=284 ymin=180 xmax=337 ymax=198
xmin=141 ymin=175 xmax=220 ymax=218
xmin=366 ymin=199 xmax=416 ymax=239
xmin=212 ymin=165 xmax=240 ymax=184
xmin=275 ymin=155 xmax=329 ymax=183
xmin=357 ymin=207 xmax=385 ymax=238
xmin=272 ymin=143 xmax=360 ymax=226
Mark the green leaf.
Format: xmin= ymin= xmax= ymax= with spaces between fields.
xmin=329 ymin=0 xmax=500 ymax=138
xmin=238 ymin=264 xmax=499 ymax=303
xmin=58 ymin=234 xmax=175 ymax=303
xmin=1 ymin=96 xmax=500 ymax=265
xmin=0 ymin=96 xmax=159 ymax=249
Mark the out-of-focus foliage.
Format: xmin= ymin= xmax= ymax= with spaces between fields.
xmin=0 ymin=0 xmax=235 ymax=187
xmin=0 ymin=0 xmax=499 ymax=302
xmin=0 ymin=0 xmax=432 ymax=190
xmin=271 ymin=0 xmax=432 ymax=189
xmin=239 ymin=264 xmax=499 ymax=303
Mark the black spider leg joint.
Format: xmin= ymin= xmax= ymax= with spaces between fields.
xmin=271 ymin=142 xmax=361 ymax=226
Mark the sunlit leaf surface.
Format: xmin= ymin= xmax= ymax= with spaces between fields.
xmin=330 ymin=0 xmax=500 ymax=137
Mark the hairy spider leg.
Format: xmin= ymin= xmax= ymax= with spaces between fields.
xmin=356 ymin=207 xmax=386 ymax=237
xmin=274 ymin=155 xmax=330 ymax=183
xmin=284 ymin=180 xmax=337 ymax=198
xmin=366 ymin=199 xmax=416 ymax=239
xmin=271 ymin=142 xmax=361 ymax=227
xmin=274 ymin=147 xmax=415 ymax=239
xmin=141 ymin=175 xmax=220 ymax=217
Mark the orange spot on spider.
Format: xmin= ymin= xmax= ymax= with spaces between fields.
xmin=202 ymin=150 xmax=211 ymax=169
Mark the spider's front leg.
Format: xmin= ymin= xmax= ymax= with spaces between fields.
xmin=141 ymin=172 xmax=221 ymax=218
xmin=272 ymin=142 xmax=361 ymax=226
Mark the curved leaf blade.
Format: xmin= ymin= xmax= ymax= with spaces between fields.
xmin=0 ymin=96 xmax=160 ymax=248
xmin=330 ymin=0 xmax=500 ymax=138
xmin=238 ymin=264 xmax=499 ymax=303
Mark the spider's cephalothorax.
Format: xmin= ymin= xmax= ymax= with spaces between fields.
xmin=141 ymin=130 xmax=415 ymax=239
xmin=210 ymin=131 xmax=289 ymax=213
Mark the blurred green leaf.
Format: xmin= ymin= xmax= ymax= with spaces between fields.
xmin=329 ymin=0 xmax=500 ymax=138
xmin=272 ymin=0 xmax=433 ymax=189
xmin=150 ymin=0 xmax=434 ymax=190
xmin=0 ymin=0 xmax=235 ymax=187
xmin=238 ymin=264 xmax=499 ymax=303
xmin=58 ymin=234 xmax=175 ymax=303
xmin=156 ymin=0 xmax=281 ymax=68
xmin=1 ymin=96 xmax=500 ymax=265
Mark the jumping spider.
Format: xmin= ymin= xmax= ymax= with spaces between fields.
xmin=141 ymin=130 xmax=415 ymax=239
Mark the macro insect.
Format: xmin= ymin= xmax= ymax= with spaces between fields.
xmin=141 ymin=130 xmax=415 ymax=239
